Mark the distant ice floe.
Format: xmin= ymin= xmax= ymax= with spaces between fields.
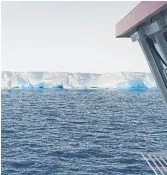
xmin=1 ymin=71 xmax=158 ymax=90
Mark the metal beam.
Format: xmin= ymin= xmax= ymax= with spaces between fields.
xmin=139 ymin=38 xmax=167 ymax=104
xmin=154 ymin=32 xmax=167 ymax=63
xmin=130 ymin=13 xmax=167 ymax=42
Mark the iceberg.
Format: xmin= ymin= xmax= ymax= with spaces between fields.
xmin=1 ymin=71 xmax=157 ymax=90
xmin=116 ymin=79 xmax=148 ymax=90
xmin=55 ymin=85 xmax=64 ymax=89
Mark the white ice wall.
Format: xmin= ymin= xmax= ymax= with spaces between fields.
xmin=1 ymin=71 xmax=157 ymax=89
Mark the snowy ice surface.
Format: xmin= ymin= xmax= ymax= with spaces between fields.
xmin=1 ymin=71 xmax=157 ymax=90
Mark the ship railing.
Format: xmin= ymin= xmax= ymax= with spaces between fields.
xmin=141 ymin=152 xmax=167 ymax=175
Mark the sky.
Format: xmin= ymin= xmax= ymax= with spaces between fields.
xmin=1 ymin=1 xmax=150 ymax=73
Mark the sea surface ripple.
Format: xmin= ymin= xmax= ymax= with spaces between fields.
xmin=1 ymin=89 xmax=167 ymax=175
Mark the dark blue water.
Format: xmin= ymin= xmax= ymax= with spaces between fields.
xmin=2 ymin=89 xmax=167 ymax=175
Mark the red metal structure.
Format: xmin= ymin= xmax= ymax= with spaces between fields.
xmin=116 ymin=1 xmax=167 ymax=38
xmin=116 ymin=1 xmax=167 ymax=175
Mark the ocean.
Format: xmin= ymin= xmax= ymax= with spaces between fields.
xmin=1 ymin=89 xmax=167 ymax=175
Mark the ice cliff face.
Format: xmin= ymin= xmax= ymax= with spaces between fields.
xmin=1 ymin=71 xmax=157 ymax=90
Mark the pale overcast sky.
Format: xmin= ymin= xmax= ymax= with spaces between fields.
xmin=1 ymin=1 xmax=150 ymax=73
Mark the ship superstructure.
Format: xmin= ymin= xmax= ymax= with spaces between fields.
xmin=116 ymin=2 xmax=167 ymax=174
